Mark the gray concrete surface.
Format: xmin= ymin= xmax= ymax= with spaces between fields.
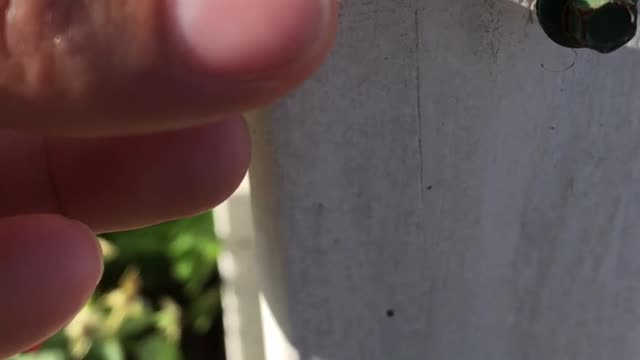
xmin=247 ymin=0 xmax=640 ymax=359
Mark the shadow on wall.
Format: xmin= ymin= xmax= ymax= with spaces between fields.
xmin=250 ymin=0 xmax=640 ymax=359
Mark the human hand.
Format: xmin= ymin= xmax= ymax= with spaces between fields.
xmin=0 ymin=0 xmax=338 ymax=357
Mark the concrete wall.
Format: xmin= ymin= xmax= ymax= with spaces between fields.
xmin=242 ymin=0 xmax=640 ymax=359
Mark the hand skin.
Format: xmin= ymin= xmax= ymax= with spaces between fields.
xmin=0 ymin=0 xmax=338 ymax=357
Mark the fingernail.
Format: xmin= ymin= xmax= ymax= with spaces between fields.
xmin=169 ymin=0 xmax=334 ymax=80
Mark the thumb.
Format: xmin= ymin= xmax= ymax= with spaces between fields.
xmin=0 ymin=215 xmax=102 ymax=359
xmin=169 ymin=0 xmax=336 ymax=80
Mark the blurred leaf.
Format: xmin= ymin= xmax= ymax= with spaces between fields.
xmin=41 ymin=332 xmax=69 ymax=351
xmin=155 ymin=298 xmax=182 ymax=343
xmin=84 ymin=340 xmax=124 ymax=360
xmin=174 ymin=259 xmax=196 ymax=281
xmin=188 ymin=289 xmax=221 ymax=334
xmin=36 ymin=212 xmax=224 ymax=360
xmin=64 ymin=304 xmax=104 ymax=359
xmin=102 ymin=269 xmax=157 ymax=339
xmin=134 ymin=335 xmax=182 ymax=360
xmin=202 ymin=241 xmax=222 ymax=261
xmin=98 ymin=238 xmax=119 ymax=262
xmin=99 ymin=212 xmax=219 ymax=297
xmin=102 ymin=212 xmax=215 ymax=258
xmin=116 ymin=315 xmax=155 ymax=339
xmin=11 ymin=349 xmax=68 ymax=360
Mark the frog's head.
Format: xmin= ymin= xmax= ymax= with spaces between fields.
xmin=537 ymin=0 xmax=638 ymax=53
xmin=583 ymin=1 xmax=637 ymax=53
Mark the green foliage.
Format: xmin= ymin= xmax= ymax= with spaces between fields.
xmin=12 ymin=211 xmax=225 ymax=360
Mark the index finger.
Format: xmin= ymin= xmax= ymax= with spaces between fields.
xmin=0 ymin=0 xmax=338 ymax=136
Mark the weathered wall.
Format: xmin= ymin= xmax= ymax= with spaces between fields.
xmin=248 ymin=0 xmax=640 ymax=358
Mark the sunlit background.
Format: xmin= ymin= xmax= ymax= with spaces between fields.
xmin=12 ymin=210 xmax=227 ymax=360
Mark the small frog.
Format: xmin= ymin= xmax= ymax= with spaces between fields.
xmin=534 ymin=0 xmax=638 ymax=53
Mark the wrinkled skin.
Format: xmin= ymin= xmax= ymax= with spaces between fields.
xmin=1 ymin=0 xmax=157 ymax=99
xmin=0 ymin=0 xmax=338 ymax=136
xmin=0 ymin=0 xmax=338 ymax=357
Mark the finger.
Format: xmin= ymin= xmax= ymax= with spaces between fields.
xmin=171 ymin=0 xmax=334 ymax=80
xmin=0 ymin=116 xmax=250 ymax=233
xmin=0 ymin=0 xmax=338 ymax=136
xmin=0 ymin=214 xmax=102 ymax=359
